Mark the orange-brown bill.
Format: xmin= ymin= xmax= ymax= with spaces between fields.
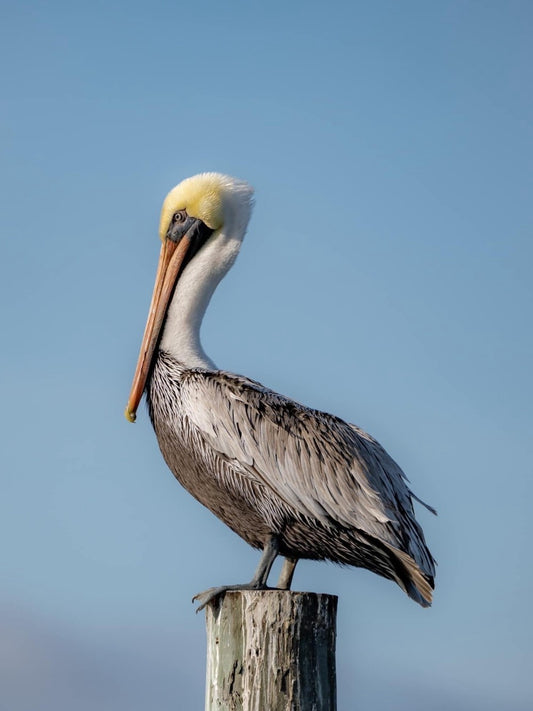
xmin=125 ymin=235 xmax=191 ymax=422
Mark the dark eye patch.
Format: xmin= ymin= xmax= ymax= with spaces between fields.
xmin=167 ymin=211 xmax=196 ymax=242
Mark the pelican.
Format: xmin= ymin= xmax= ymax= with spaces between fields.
xmin=126 ymin=173 xmax=436 ymax=610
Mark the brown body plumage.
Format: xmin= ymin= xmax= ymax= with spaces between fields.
xmin=147 ymin=351 xmax=435 ymax=606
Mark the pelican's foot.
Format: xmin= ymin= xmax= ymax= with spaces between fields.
xmin=192 ymin=583 xmax=272 ymax=613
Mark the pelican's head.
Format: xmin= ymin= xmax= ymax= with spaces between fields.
xmin=159 ymin=172 xmax=254 ymax=239
xmin=125 ymin=173 xmax=254 ymax=422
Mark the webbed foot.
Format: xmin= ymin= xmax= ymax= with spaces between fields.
xmin=192 ymin=583 xmax=270 ymax=612
xmin=193 ymin=535 xmax=282 ymax=613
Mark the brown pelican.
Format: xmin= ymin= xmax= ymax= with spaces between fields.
xmin=126 ymin=173 xmax=436 ymax=610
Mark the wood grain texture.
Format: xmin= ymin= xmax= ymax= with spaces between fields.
xmin=205 ymin=591 xmax=337 ymax=711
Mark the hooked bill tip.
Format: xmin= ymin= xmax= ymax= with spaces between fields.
xmin=124 ymin=406 xmax=137 ymax=423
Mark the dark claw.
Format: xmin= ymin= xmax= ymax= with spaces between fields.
xmin=192 ymin=586 xmax=227 ymax=612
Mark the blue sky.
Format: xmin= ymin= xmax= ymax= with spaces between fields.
xmin=1 ymin=1 xmax=532 ymax=709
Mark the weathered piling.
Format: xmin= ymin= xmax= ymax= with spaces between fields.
xmin=205 ymin=590 xmax=338 ymax=711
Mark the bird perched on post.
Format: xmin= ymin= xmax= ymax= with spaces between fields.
xmin=125 ymin=172 xmax=436 ymax=611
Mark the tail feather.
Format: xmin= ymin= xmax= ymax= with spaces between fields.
xmin=404 ymin=577 xmax=433 ymax=608
xmin=387 ymin=545 xmax=434 ymax=607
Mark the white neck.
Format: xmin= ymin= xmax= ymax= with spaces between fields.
xmin=159 ymin=211 xmax=249 ymax=369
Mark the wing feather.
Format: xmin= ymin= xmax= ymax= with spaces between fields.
xmin=180 ymin=368 xmax=435 ymax=577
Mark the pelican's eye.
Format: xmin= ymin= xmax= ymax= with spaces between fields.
xmin=173 ymin=210 xmax=187 ymax=223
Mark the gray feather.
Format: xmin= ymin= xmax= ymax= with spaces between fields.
xmin=147 ymin=351 xmax=436 ymax=604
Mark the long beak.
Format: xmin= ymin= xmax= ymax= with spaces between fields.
xmin=125 ymin=235 xmax=192 ymax=422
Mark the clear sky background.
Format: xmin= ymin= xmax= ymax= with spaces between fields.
xmin=1 ymin=1 xmax=532 ymax=709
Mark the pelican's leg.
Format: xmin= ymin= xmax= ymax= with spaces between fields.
xmin=276 ymin=556 xmax=298 ymax=590
xmin=248 ymin=535 xmax=280 ymax=586
xmin=193 ymin=535 xmax=280 ymax=612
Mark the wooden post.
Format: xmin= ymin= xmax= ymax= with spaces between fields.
xmin=204 ymin=590 xmax=338 ymax=711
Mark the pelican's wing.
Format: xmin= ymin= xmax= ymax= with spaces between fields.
xmin=180 ymin=368 xmax=435 ymax=577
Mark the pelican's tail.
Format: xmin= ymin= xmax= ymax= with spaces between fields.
xmin=404 ymin=576 xmax=433 ymax=608
xmin=390 ymin=546 xmax=434 ymax=607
